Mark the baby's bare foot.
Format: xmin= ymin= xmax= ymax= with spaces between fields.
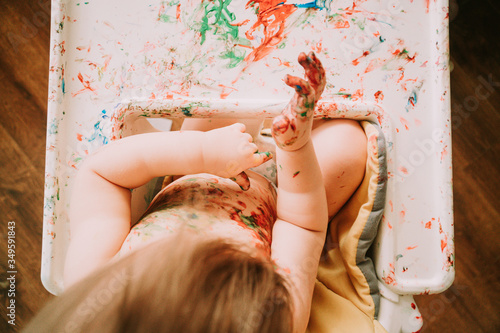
xmin=272 ymin=52 xmax=326 ymax=151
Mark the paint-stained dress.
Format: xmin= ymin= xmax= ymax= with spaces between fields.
xmin=118 ymin=172 xmax=277 ymax=257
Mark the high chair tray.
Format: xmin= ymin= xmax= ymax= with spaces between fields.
xmin=43 ymin=0 xmax=453 ymax=295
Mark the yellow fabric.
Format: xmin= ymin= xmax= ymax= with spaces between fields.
xmin=308 ymin=281 xmax=376 ymax=333
xmin=308 ymin=121 xmax=387 ymax=333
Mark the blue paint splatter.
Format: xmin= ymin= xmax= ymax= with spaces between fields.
xmin=181 ymin=107 xmax=193 ymax=117
xmin=294 ymin=1 xmax=324 ymax=9
xmin=405 ymin=90 xmax=418 ymax=112
xmin=87 ymin=110 xmax=110 ymax=145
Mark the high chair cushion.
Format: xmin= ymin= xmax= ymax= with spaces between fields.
xmin=308 ymin=121 xmax=388 ymax=333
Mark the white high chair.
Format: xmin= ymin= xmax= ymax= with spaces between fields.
xmin=43 ymin=1 xmax=454 ymax=332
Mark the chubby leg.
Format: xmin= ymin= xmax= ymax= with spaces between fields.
xmin=312 ymin=119 xmax=367 ymax=219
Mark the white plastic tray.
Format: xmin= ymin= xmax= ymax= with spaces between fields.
xmin=43 ymin=0 xmax=453 ymax=296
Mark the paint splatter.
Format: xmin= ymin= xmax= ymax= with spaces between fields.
xmin=244 ymin=0 xmax=298 ymax=64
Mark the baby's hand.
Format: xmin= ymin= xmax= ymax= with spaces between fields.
xmin=201 ymin=123 xmax=272 ymax=190
xmin=272 ymin=52 xmax=326 ymax=151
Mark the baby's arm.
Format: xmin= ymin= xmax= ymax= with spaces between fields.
xmin=271 ymin=52 xmax=328 ymax=333
xmin=65 ymin=126 xmax=271 ymax=287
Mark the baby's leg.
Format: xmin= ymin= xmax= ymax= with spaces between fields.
xmin=311 ymin=119 xmax=367 ymax=219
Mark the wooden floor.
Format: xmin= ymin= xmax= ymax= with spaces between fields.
xmin=0 ymin=0 xmax=498 ymax=332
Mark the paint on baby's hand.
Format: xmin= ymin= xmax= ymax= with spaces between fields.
xmin=293 ymin=171 xmax=300 ymax=178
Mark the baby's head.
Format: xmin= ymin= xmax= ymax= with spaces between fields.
xmin=26 ymin=235 xmax=293 ymax=333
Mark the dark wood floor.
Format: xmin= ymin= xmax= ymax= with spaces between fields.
xmin=0 ymin=0 xmax=498 ymax=332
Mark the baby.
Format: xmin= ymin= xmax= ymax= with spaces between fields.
xmin=27 ymin=52 xmax=367 ymax=333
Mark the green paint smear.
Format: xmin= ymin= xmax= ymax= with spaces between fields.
xmin=197 ymin=0 xmax=247 ymax=68
xmin=220 ymin=48 xmax=246 ymax=68
xmin=159 ymin=14 xmax=176 ymax=23
xmin=238 ymin=211 xmax=257 ymax=229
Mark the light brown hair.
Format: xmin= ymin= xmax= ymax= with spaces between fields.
xmin=25 ymin=235 xmax=293 ymax=333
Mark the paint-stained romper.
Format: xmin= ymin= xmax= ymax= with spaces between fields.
xmin=118 ymin=172 xmax=277 ymax=257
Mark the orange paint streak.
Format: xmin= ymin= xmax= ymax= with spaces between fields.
xmin=219 ymin=84 xmax=238 ymax=99
xmin=176 ymin=4 xmax=181 ymax=22
xmin=334 ymin=19 xmax=350 ymax=29
xmin=244 ymin=0 xmax=297 ymax=64
xmin=406 ymin=245 xmax=418 ymax=250
xmin=230 ymin=19 xmax=250 ymax=27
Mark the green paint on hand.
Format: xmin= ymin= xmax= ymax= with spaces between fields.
xmin=293 ymin=171 xmax=300 ymax=178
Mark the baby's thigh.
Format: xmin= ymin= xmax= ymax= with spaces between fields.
xmin=311 ymin=119 xmax=367 ymax=218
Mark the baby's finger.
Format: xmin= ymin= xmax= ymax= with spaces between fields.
xmin=230 ymin=171 xmax=250 ymax=191
xmin=309 ymin=52 xmax=325 ymax=79
xmin=285 ymin=75 xmax=312 ymax=95
xmin=298 ymin=52 xmax=322 ymax=88
xmin=308 ymin=51 xmax=326 ymax=95
xmin=252 ymin=151 xmax=273 ymax=167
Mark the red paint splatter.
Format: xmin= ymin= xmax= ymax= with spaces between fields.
xmin=398 ymin=166 xmax=408 ymax=175
xmin=425 ymin=221 xmax=432 ymax=229
xmin=441 ymin=238 xmax=447 ymax=252
xmin=406 ymin=245 xmax=418 ymax=250
xmin=381 ymin=263 xmax=397 ymax=286
xmin=71 ymin=72 xmax=97 ymax=97
xmin=219 ymin=84 xmax=238 ymax=99
xmin=244 ymin=0 xmax=297 ymax=64
xmin=293 ymin=171 xmax=300 ymax=178
xmin=400 ymin=117 xmax=410 ymax=130
xmin=352 ymin=50 xmax=370 ymax=66
xmin=351 ymin=89 xmax=364 ymax=101
xmin=411 ymin=303 xmax=416 ymax=310
xmin=374 ymin=90 xmax=384 ymax=102
xmin=441 ymin=145 xmax=448 ymax=161
xmin=76 ymin=133 xmax=83 ymax=141
xmin=176 ymin=4 xmax=181 ymax=22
